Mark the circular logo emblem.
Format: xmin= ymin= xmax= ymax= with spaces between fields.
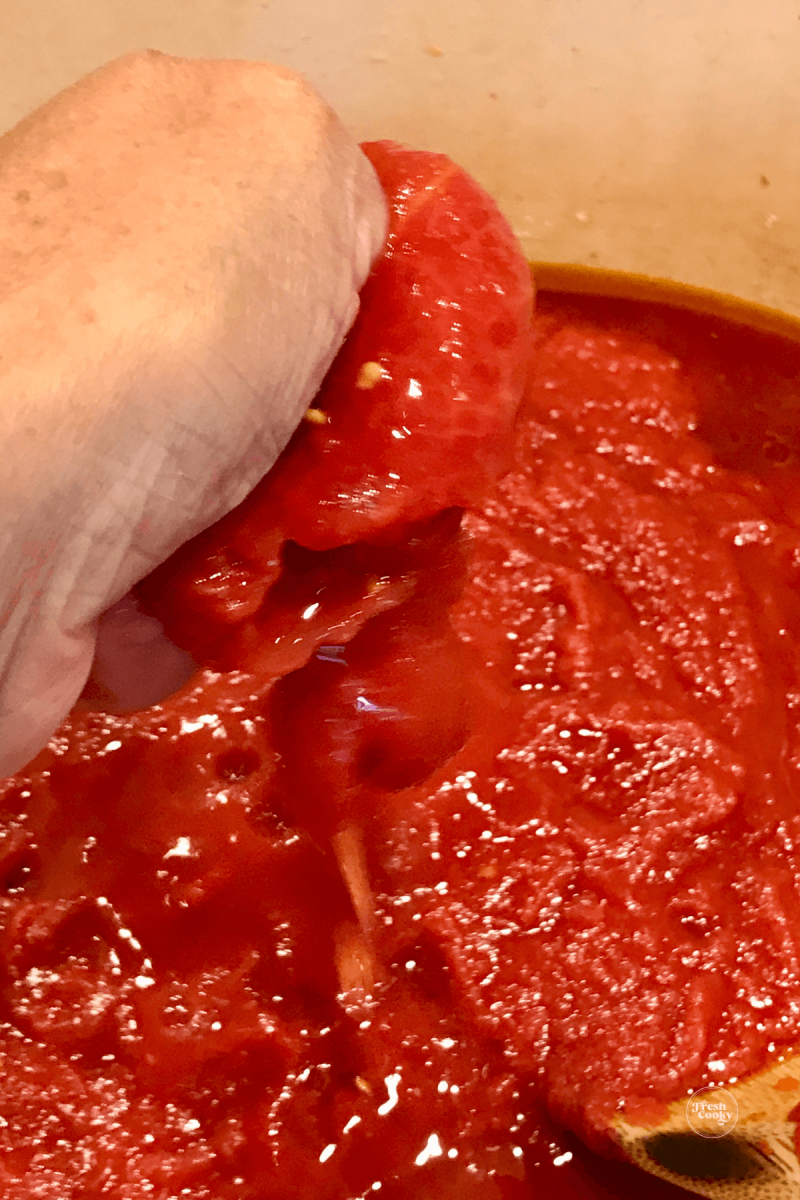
xmin=686 ymin=1086 xmax=738 ymax=1138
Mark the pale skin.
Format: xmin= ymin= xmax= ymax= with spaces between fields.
xmin=0 ymin=50 xmax=388 ymax=778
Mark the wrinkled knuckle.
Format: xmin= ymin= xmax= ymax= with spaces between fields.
xmin=102 ymin=48 xmax=170 ymax=86
xmin=268 ymin=68 xmax=336 ymax=142
xmin=263 ymin=62 xmax=320 ymax=105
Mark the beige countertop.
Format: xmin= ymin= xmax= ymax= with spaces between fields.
xmin=2 ymin=0 xmax=799 ymax=313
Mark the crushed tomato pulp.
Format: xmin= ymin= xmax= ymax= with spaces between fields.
xmin=2 ymin=143 xmax=800 ymax=1199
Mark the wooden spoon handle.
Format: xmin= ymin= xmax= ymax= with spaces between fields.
xmin=613 ymin=1054 xmax=800 ymax=1196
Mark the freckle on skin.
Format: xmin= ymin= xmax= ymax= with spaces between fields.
xmin=39 ymin=170 xmax=69 ymax=191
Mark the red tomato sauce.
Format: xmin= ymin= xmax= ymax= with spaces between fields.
xmin=2 ymin=145 xmax=800 ymax=1199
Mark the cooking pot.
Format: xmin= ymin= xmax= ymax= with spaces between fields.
xmin=4 ymin=1 xmax=800 ymax=1194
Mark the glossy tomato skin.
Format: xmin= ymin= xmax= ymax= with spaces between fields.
xmin=259 ymin=141 xmax=533 ymax=549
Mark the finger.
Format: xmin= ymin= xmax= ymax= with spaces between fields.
xmin=78 ymin=593 xmax=197 ymax=715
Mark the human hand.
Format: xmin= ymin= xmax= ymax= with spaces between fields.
xmin=0 ymin=51 xmax=388 ymax=777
